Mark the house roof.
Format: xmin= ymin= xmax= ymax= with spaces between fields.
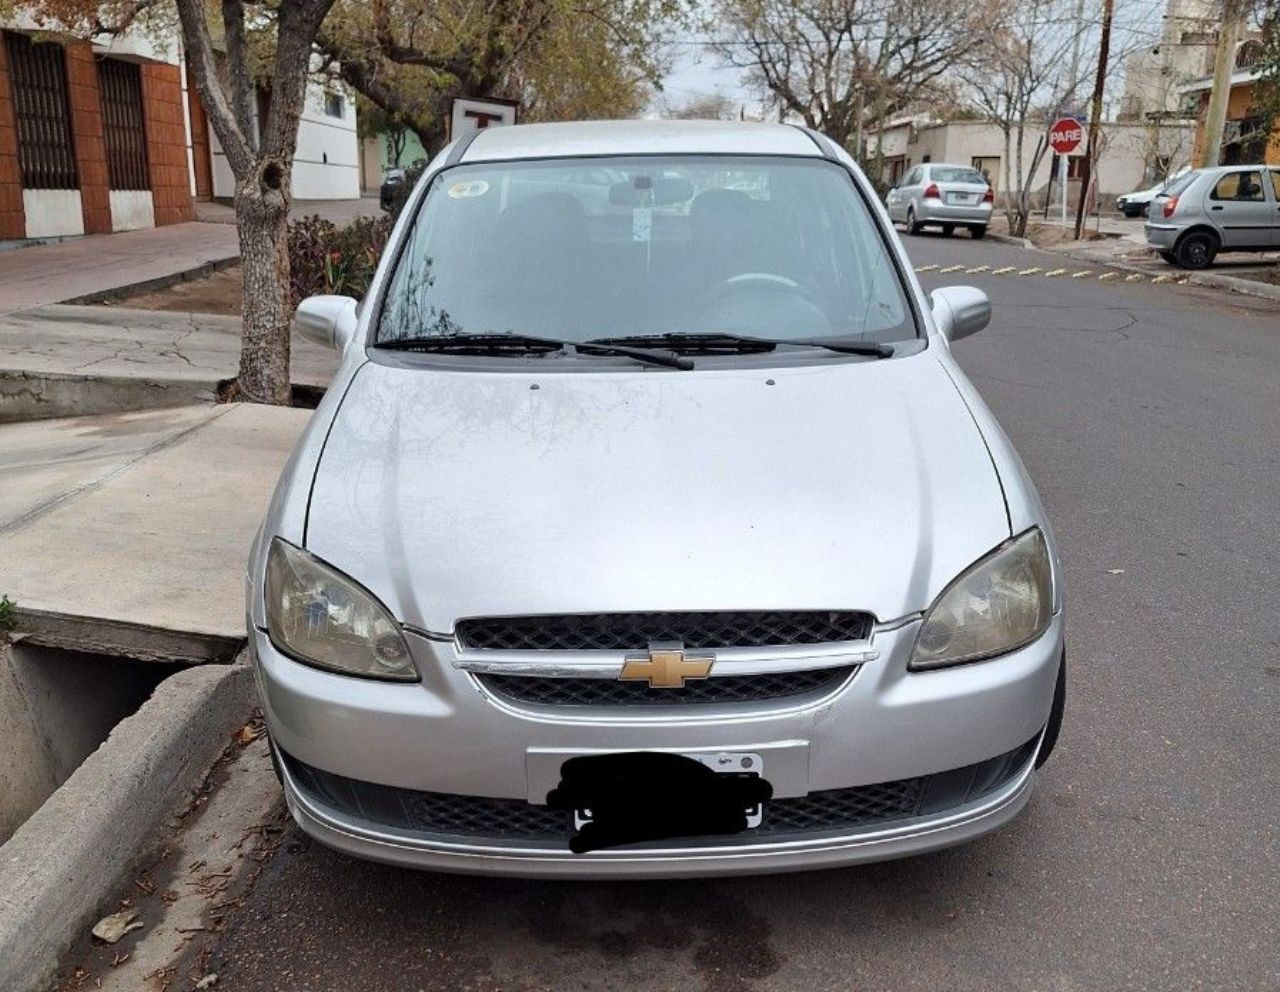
xmin=1181 ymin=68 xmax=1261 ymax=93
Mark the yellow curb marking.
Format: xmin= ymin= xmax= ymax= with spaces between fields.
xmin=1098 ymin=272 xmax=1119 ymax=281
xmin=939 ymin=264 xmax=966 ymax=273
xmin=915 ymin=264 xmax=940 ymax=272
xmin=1124 ymin=273 xmax=1145 ymax=282
xmin=1017 ymin=267 xmax=1042 ymax=276
xmin=1071 ymin=270 xmax=1094 ymax=278
xmin=965 ymin=265 xmax=990 ymax=274
xmin=992 ymin=266 xmax=1016 ymax=275
xmin=1044 ymin=268 xmax=1068 ymax=277
xmin=1151 ymin=274 xmax=1175 ymax=283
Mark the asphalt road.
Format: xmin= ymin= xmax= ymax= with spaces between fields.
xmin=199 ymin=234 xmax=1280 ymax=992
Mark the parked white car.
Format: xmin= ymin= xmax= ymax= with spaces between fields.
xmin=1116 ymin=168 xmax=1190 ymax=218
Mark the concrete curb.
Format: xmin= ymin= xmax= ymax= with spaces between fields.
xmin=0 ymin=660 xmax=255 ymax=992
xmin=1048 ymin=246 xmax=1280 ymax=301
xmin=1186 ymin=269 xmax=1280 ymax=301
xmin=987 ymin=233 xmax=1035 ymax=250
xmin=0 ymin=368 xmax=219 ymax=424
xmin=60 ymin=255 xmax=240 ymax=306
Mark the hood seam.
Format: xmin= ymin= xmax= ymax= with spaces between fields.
xmin=932 ymin=354 xmax=1012 ymax=536
xmin=303 ymin=359 xmax=371 ymax=548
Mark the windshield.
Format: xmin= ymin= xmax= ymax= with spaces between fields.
xmin=376 ymin=156 xmax=915 ymax=348
xmin=931 ymin=167 xmax=986 ymax=185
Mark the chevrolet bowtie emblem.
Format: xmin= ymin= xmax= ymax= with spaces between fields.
xmin=620 ymin=641 xmax=715 ymax=688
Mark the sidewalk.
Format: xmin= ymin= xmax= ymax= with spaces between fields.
xmin=195 ymin=194 xmax=382 ymax=226
xmin=0 ymin=304 xmax=340 ymax=422
xmin=0 ymin=197 xmax=382 ymax=317
xmin=0 ymin=403 xmax=310 ymax=650
xmin=0 ymin=223 xmax=239 ymax=316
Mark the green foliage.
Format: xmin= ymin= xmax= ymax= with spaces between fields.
xmin=288 ymin=215 xmax=392 ymax=306
xmin=0 ymin=594 xmax=15 ymax=632
xmin=317 ymin=0 xmax=692 ymax=154
xmin=1253 ymin=9 xmax=1280 ymax=146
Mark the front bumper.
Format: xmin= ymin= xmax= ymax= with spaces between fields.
xmin=251 ymin=613 xmax=1063 ymax=877
xmin=917 ymin=201 xmax=993 ymax=225
xmin=277 ymin=737 xmax=1041 ymax=878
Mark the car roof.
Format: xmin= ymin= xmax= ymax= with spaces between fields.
xmin=459 ymin=120 xmax=825 ymax=163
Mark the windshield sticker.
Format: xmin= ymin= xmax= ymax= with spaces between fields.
xmin=632 ymin=206 xmax=652 ymax=242
xmin=447 ymin=180 xmax=490 ymax=199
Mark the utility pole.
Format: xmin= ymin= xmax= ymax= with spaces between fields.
xmin=1068 ymin=0 xmax=1088 ymax=104
xmin=1074 ymin=0 xmax=1116 ymax=239
xmin=1200 ymin=0 xmax=1247 ymax=167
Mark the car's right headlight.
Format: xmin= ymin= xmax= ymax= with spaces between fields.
xmin=909 ymin=528 xmax=1054 ymax=671
xmin=264 ymin=538 xmax=417 ymax=682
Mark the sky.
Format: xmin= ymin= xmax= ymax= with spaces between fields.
xmin=646 ymin=0 xmax=1178 ymax=122
xmin=646 ymin=31 xmax=761 ymax=118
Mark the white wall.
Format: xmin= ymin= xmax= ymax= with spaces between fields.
xmin=109 ymin=190 xmax=155 ymax=231
xmin=208 ymin=80 xmax=360 ymax=201
xmin=22 ymin=190 xmax=84 ymax=239
xmin=293 ymin=84 xmax=360 ymax=200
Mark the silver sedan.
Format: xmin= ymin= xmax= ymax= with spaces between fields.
xmin=250 ymin=120 xmax=1065 ymax=878
xmin=1145 ymin=165 xmax=1280 ymax=268
xmin=886 ymin=163 xmax=994 ymax=238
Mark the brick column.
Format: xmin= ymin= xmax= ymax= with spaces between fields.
xmin=141 ymin=62 xmax=195 ymax=226
xmin=0 ymin=36 xmax=26 ymax=240
xmin=64 ymin=41 xmax=111 ymax=234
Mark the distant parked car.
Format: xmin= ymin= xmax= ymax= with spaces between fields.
xmin=1145 ymin=165 xmax=1280 ymax=269
xmin=886 ymin=164 xmax=994 ymax=239
xmin=379 ymin=168 xmax=406 ymax=212
xmin=1116 ymin=167 xmax=1190 ymax=218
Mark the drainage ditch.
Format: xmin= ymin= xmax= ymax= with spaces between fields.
xmin=0 ymin=640 xmax=172 ymax=844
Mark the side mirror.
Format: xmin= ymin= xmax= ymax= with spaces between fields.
xmin=930 ymin=286 xmax=991 ymax=343
xmin=294 ymin=295 xmax=358 ymax=351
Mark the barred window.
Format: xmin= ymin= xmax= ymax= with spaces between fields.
xmin=98 ymin=58 xmax=150 ymax=190
xmin=5 ymin=32 xmax=77 ymax=190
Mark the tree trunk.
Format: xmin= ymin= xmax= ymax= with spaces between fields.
xmin=233 ymin=166 xmax=292 ymax=405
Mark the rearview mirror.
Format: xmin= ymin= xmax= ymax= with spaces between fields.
xmin=930 ymin=286 xmax=991 ymax=343
xmin=609 ymin=177 xmax=695 ymax=207
xmin=294 ymin=295 xmax=358 ymax=352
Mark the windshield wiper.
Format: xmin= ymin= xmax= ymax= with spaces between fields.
xmin=590 ymin=332 xmax=894 ymax=359
xmin=373 ymin=333 xmax=693 ymax=370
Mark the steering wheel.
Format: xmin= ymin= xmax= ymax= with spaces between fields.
xmin=712 ymin=272 xmax=811 ymax=299
xmin=701 ymin=272 xmax=830 ymax=337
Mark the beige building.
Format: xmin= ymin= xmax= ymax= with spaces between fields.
xmin=871 ymin=118 xmax=1196 ymax=205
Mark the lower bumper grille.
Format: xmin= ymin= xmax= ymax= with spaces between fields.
xmin=280 ymin=735 xmax=1038 ymax=846
xmin=477 ymin=666 xmax=857 ymax=707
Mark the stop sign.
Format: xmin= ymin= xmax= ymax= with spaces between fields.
xmin=1049 ymin=117 xmax=1084 ymax=155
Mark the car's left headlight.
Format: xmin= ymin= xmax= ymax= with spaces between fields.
xmin=909 ymin=528 xmax=1054 ymax=671
xmin=264 ymin=538 xmax=417 ymax=681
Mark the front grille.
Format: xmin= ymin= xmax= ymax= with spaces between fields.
xmin=455 ymin=611 xmax=874 ymax=652
xmin=280 ymin=734 xmax=1037 ymax=847
xmin=478 ymin=667 xmax=856 ymax=707
xmin=756 ymin=779 xmax=921 ymax=834
xmin=401 ymin=791 xmax=566 ymax=839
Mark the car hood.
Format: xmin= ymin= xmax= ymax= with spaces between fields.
xmin=305 ymin=353 xmax=1010 ymax=632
